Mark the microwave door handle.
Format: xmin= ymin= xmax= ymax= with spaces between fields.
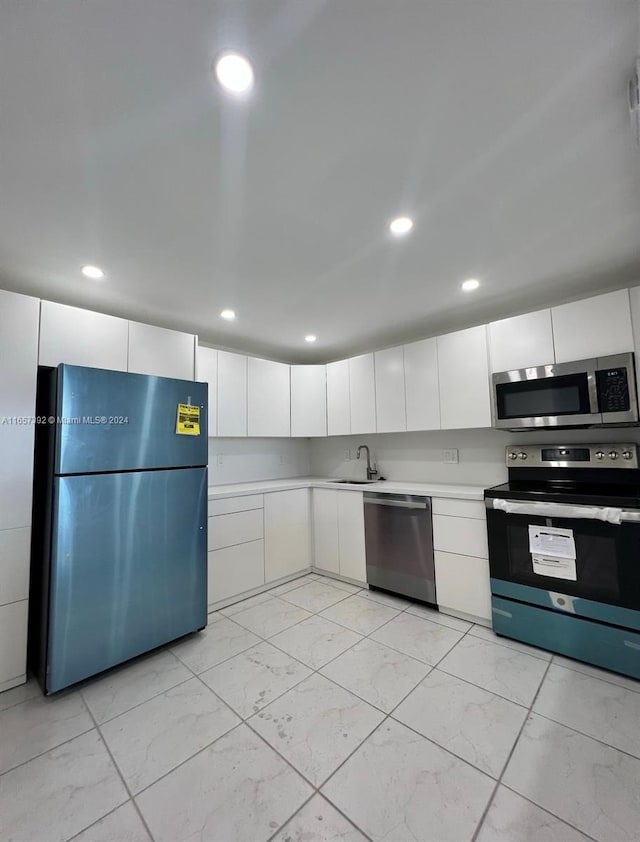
xmin=587 ymin=370 xmax=600 ymax=414
xmin=487 ymin=498 xmax=626 ymax=524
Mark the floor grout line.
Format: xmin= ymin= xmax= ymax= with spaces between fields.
xmin=3 ymin=575 xmax=640 ymax=842
xmin=0 ymin=724 xmax=97 ymax=779
xmin=77 ymin=688 xmax=157 ymax=842
xmin=469 ymin=655 xmax=553 ymax=842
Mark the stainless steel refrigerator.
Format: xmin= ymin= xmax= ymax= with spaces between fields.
xmin=30 ymin=364 xmax=208 ymax=694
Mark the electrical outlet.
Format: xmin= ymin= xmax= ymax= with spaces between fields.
xmin=216 ymin=454 xmax=224 ymax=467
xmin=343 ymin=449 xmax=351 ymax=461
xmin=442 ymin=448 xmax=459 ymax=464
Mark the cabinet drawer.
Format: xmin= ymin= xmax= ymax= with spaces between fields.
xmin=433 ymin=514 xmax=488 ymax=558
xmin=208 ymin=540 xmax=264 ymax=605
xmin=208 ymin=494 xmax=263 ymax=517
xmin=432 ymin=498 xmax=486 ymax=520
xmin=208 ymin=509 xmax=263 ymax=551
xmin=434 ymin=551 xmax=491 ymax=621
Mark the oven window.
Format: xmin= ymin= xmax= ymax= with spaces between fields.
xmin=496 ymin=373 xmax=591 ymax=419
xmin=506 ymin=521 xmax=620 ymax=602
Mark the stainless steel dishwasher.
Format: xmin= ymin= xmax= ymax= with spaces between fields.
xmin=364 ymin=492 xmax=436 ymax=604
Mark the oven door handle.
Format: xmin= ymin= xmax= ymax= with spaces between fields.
xmin=486 ymin=498 xmax=640 ymax=524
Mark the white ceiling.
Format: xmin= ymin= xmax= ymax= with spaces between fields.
xmin=1 ymin=0 xmax=639 ymax=362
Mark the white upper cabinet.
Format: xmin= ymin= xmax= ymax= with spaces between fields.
xmin=0 ymin=291 xmax=40 ymax=531
xmin=489 ymin=309 xmax=555 ymax=372
xmin=326 ymin=359 xmax=350 ymax=436
xmin=196 ymin=346 xmax=218 ymax=437
xmin=629 ymin=286 xmax=640 ymax=364
xmin=349 ymin=353 xmax=376 ymax=435
xmin=128 ymin=321 xmax=195 ymax=380
xmin=291 ymin=365 xmax=327 ymax=437
xmin=39 ymin=301 xmax=129 ymax=371
xmin=551 ymin=289 xmax=634 ymax=363
xmin=217 ymin=351 xmax=247 ymax=437
xmin=374 ymin=346 xmax=406 ymax=433
xmin=247 ymin=358 xmax=291 ymax=437
xmin=437 ymin=325 xmax=491 ymax=430
xmin=403 ymin=337 xmax=440 ymax=431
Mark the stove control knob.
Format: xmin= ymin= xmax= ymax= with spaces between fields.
xmin=608 ymin=450 xmax=619 ymax=460
xmin=508 ymin=451 xmax=518 ymax=460
xmin=519 ymin=452 xmax=528 ymax=460
xmin=622 ymin=450 xmax=633 ymax=461
xmin=595 ymin=451 xmax=605 ymax=460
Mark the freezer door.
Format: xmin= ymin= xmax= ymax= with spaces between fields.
xmin=46 ymin=467 xmax=207 ymax=693
xmin=55 ymin=365 xmax=207 ymax=474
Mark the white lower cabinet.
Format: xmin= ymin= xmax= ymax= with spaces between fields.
xmin=264 ymin=489 xmax=311 ymax=582
xmin=208 ymin=540 xmax=264 ymax=605
xmin=434 ymin=551 xmax=491 ymax=622
xmin=0 ymin=527 xmax=31 ymax=607
xmin=432 ymin=500 xmax=491 ymax=622
xmin=207 ymin=496 xmax=265 ymax=607
xmin=0 ymin=600 xmax=29 ymax=690
xmin=312 ymin=489 xmax=340 ymax=574
xmin=312 ymin=489 xmax=366 ymax=583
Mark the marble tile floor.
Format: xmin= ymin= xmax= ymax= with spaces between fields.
xmin=2 ymin=572 xmax=640 ymax=842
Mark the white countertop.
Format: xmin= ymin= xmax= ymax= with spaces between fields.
xmin=208 ymin=476 xmax=486 ymax=501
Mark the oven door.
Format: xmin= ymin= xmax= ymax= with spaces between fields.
xmin=492 ymin=360 xmax=599 ymax=430
xmin=485 ymin=499 xmax=640 ymax=620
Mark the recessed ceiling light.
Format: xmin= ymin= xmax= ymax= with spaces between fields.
xmin=214 ymin=52 xmax=254 ymax=95
xmin=305 ymin=335 xmax=317 ymax=343
xmin=461 ymin=278 xmax=480 ymax=292
xmin=220 ymin=309 xmax=236 ymax=321
xmin=81 ymin=264 xmax=105 ymax=280
xmin=389 ymin=216 xmax=414 ymax=237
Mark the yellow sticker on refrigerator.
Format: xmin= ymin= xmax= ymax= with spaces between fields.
xmin=176 ymin=404 xmax=201 ymax=436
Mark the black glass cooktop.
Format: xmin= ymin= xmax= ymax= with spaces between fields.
xmin=485 ymin=481 xmax=640 ymax=509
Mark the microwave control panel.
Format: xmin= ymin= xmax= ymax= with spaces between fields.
xmin=596 ymin=367 xmax=631 ymax=413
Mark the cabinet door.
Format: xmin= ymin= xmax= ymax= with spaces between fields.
xmin=291 ymin=365 xmax=327 ymax=437
xmin=349 ymin=353 xmax=376 ymax=434
xmin=374 ymin=347 xmax=406 ymax=433
xmin=326 ymin=359 xmax=350 ymax=436
xmin=337 ymin=491 xmax=366 ymax=582
xmin=437 ymin=326 xmax=491 ymax=430
xmin=217 ymin=351 xmax=247 ymax=437
xmin=551 ymin=290 xmax=634 ymax=363
xmin=39 ymin=300 xmax=128 ymax=371
xmin=630 ymin=286 xmax=640 ymax=365
xmin=196 ymin=347 xmax=217 ymax=437
xmin=128 ymin=321 xmax=195 ymax=380
xmin=207 ymin=540 xmax=264 ymax=605
xmin=264 ymin=489 xmax=311 ymax=582
xmin=434 ymin=551 xmax=491 ymax=622
xmin=0 ymin=600 xmax=28 ymax=688
xmin=312 ymin=489 xmax=339 ymax=574
xmin=0 ymin=527 xmax=31 ymax=606
xmin=247 ymin=358 xmax=290 ymax=437
xmin=489 ymin=309 xmax=554 ymax=372
xmin=0 ymin=291 xmax=39 ymax=531
xmin=403 ymin=337 xmax=440 ymax=431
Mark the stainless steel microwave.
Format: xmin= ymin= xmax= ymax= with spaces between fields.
xmin=492 ymin=352 xmax=639 ymax=430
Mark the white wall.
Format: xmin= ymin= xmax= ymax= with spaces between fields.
xmin=208 ymin=437 xmax=311 ymax=485
xmin=310 ymin=427 xmax=640 ymax=488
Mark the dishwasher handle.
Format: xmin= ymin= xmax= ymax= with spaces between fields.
xmin=364 ymin=494 xmax=429 ymax=510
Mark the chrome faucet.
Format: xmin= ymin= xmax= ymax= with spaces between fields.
xmin=356 ymin=445 xmax=378 ymax=480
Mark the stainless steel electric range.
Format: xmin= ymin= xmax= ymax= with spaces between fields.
xmin=484 ymin=443 xmax=640 ymax=679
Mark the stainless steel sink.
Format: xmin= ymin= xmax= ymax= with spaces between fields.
xmin=329 ymin=479 xmax=377 ymax=484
